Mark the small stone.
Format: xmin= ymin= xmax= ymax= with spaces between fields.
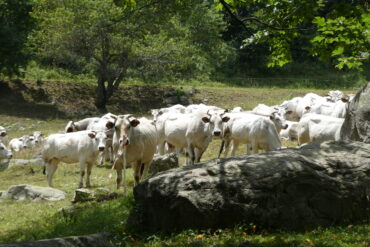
xmin=72 ymin=188 xmax=95 ymax=203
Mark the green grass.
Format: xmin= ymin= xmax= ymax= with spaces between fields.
xmin=0 ymin=86 xmax=368 ymax=246
xmin=3 ymin=61 xmax=368 ymax=90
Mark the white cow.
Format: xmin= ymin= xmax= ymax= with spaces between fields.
xmin=0 ymin=141 xmax=12 ymax=161
xmin=9 ymin=135 xmax=33 ymax=152
xmin=251 ymin=105 xmax=288 ymax=133
xmin=326 ymin=90 xmax=345 ymax=102
xmin=156 ymin=110 xmax=227 ymax=165
xmin=65 ymin=117 xmax=100 ymax=133
xmin=279 ymin=120 xmax=299 ymax=141
xmin=42 ymin=130 xmax=109 ymax=188
xmin=297 ymin=113 xmax=344 ymax=145
xmin=281 ymin=93 xmax=326 ymax=121
xmin=185 ymin=104 xmax=224 ymax=115
xmin=150 ymin=104 xmax=186 ymax=122
xmin=306 ymin=96 xmax=350 ymax=118
xmin=112 ymin=115 xmax=157 ymax=191
xmin=220 ymin=112 xmax=282 ymax=157
xmin=30 ymin=131 xmax=44 ymax=147
xmin=231 ymin=106 xmax=243 ymax=113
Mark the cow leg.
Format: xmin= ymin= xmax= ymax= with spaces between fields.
xmin=134 ymin=160 xmax=142 ymax=186
xmin=114 ymin=158 xmax=123 ymax=190
xmin=187 ymin=143 xmax=195 ymax=165
xmin=98 ymin=152 xmax=104 ymax=166
xmin=195 ymin=148 xmax=205 ymax=163
xmin=86 ymin=162 xmax=93 ymax=188
xmin=78 ymin=160 xmax=86 ymax=188
xmin=251 ymin=140 xmax=259 ymax=154
xmin=109 ymin=146 xmax=114 ymax=163
xmin=231 ymin=140 xmax=239 ymax=156
xmin=224 ymin=140 xmax=231 ymax=157
xmin=46 ymin=159 xmax=58 ymax=187
xmin=158 ymin=142 xmax=166 ymax=155
xmin=141 ymin=161 xmax=152 ymax=181
xmin=246 ymin=144 xmax=252 ymax=155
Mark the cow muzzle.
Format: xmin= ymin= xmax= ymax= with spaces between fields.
xmin=283 ymin=124 xmax=289 ymax=130
xmin=99 ymin=146 xmax=105 ymax=151
xmin=213 ymin=131 xmax=221 ymax=136
xmin=119 ymin=138 xmax=130 ymax=146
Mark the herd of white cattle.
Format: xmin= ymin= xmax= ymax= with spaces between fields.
xmin=0 ymin=90 xmax=354 ymax=192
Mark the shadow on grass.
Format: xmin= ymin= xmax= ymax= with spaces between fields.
xmin=0 ymin=195 xmax=134 ymax=244
xmin=0 ymin=80 xmax=66 ymax=120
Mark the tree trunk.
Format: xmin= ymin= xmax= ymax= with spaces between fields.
xmin=95 ymin=76 xmax=108 ymax=113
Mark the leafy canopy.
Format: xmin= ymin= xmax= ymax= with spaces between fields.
xmin=0 ymin=0 xmax=35 ymax=76
xmin=219 ymin=0 xmax=370 ymax=70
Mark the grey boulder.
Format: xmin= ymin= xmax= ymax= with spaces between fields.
xmin=128 ymin=141 xmax=370 ymax=233
xmin=340 ymin=82 xmax=370 ymax=142
xmin=0 ymin=232 xmax=114 ymax=247
xmin=2 ymin=184 xmax=66 ymax=201
xmin=8 ymin=158 xmax=44 ymax=168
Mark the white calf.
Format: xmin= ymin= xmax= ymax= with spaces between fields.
xmin=30 ymin=131 xmax=44 ymax=147
xmin=9 ymin=135 xmax=33 ymax=152
xmin=297 ymin=114 xmax=344 ymax=145
xmin=42 ymin=130 xmax=109 ymax=188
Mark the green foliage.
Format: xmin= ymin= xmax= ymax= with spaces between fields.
xmin=0 ymin=0 xmax=35 ymax=76
xmin=220 ymin=0 xmax=370 ymax=71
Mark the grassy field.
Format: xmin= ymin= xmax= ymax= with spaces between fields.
xmin=0 ymin=85 xmax=368 ymax=246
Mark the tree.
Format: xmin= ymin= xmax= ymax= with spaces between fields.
xmin=219 ymin=0 xmax=370 ymax=70
xmin=32 ymin=0 xmax=232 ymax=111
xmin=0 ymin=0 xmax=35 ymax=76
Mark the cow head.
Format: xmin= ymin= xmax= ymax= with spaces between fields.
xmin=88 ymin=131 xmax=109 ymax=152
xmin=270 ymin=112 xmax=288 ymax=130
xmin=203 ymin=110 xmax=230 ymax=138
xmin=32 ymin=131 xmax=43 ymax=144
xmin=0 ymin=141 xmax=12 ymax=160
xmin=65 ymin=121 xmax=77 ymax=133
xmin=150 ymin=109 xmax=164 ymax=123
xmin=20 ymin=136 xmax=32 ymax=149
xmin=116 ymin=114 xmax=140 ymax=148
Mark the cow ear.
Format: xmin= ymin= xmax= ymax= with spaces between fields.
xmin=341 ymin=96 xmax=349 ymax=102
xmin=286 ymin=110 xmax=293 ymax=114
xmin=130 ymin=119 xmax=140 ymax=127
xmin=222 ymin=116 xmax=230 ymax=122
xmin=202 ymin=117 xmax=210 ymax=123
xmin=269 ymin=115 xmax=274 ymax=120
xmin=305 ymin=106 xmax=311 ymax=110
xmin=0 ymin=132 xmax=6 ymax=137
xmin=106 ymin=121 xmax=114 ymax=129
xmin=66 ymin=127 xmax=73 ymax=133
xmin=88 ymin=132 xmax=96 ymax=139
xmin=19 ymin=138 xmax=23 ymax=141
